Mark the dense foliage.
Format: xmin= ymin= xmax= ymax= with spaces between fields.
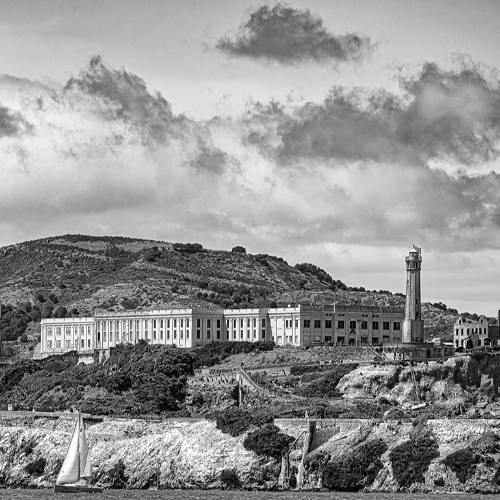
xmin=210 ymin=407 xmax=274 ymax=437
xmin=192 ymin=341 xmax=274 ymax=369
xmin=220 ymin=469 xmax=241 ymax=489
xmin=295 ymin=364 xmax=358 ymax=398
xmin=322 ymin=439 xmax=388 ymax=491
xmin=243 ymin=424 xmax=293 ymax=459
xmin=172 ymin=242 xmax=205 ymax=254
xmin=294 ymin=263 xmax=346 ymax=290
xmin=0 ymin=342 xmax=193 ymax=415
xmin=390 ymin=420 xmax=440 ymax=487
xmin=442 ymin=431 xmax=500 ymax=484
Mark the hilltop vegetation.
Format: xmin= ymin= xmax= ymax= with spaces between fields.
xmin=0 ymin=234 xmax=472 ymax=343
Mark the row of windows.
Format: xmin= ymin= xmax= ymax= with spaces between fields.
xmin=303 ymin=320 xmax=400 ymax=330
xmin=47 ymin=339 xmax=91 ymax=349
xmin=455 ymin=328 xmax=484 ymax=336
xmin=47 ymin=326 xmax=93 ymax=336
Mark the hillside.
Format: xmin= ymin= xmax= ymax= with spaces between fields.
xmin=0 ymin=234 xmax=462 ymax=342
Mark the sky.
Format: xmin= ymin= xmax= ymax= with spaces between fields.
xmin=1 ymin=0 xmax=500 ymax=316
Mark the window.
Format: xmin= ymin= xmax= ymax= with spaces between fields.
xmin=240 ymin=319 xmax=243 ymax=328
xmin=217 ymin=330 xmax=221 ymax=339
xmin=372 ymin=337 xmax=379 ymax=344
xmin=167 ymin=319 xmax=171 ymax=328
xmin=160 ymin=330 xmax=164 ymax=340
xmin=295 ymin=319 xmax=298 ymax=328
xmin=81 ymin=339 xmax=85 ymax=348
xmin=47 ymin=327 xmax=53 ymax=336
xmin=253 ymin=329 xmax=256 ymax=338
xmin=173 ymin=319 xmax=177 ymax=328
xmin=180 ymin=319 xmax=184 ymax=328
xmin=247 ymin=329 xmax=250 ymax=339
xmin=349 ymin=321 xmax=356 ymax=329
xmin=325 ymin=336 xmax=332 ymax=343
xmin=383 ymin=322 xmax=390 ymax=330
xmin=103 ymin=332 xmax=107 ymax=342
xmin=160 ymin=320 xmax=164 ymax=328
xmin=253 ymin=318 xmax=256 ymax=327
xmin=338 ymin=320 xmax=345 ymax=329
xmin=197 ymin=329 xmax=201 ymax=339
xmin=325 ymin=320 xmax=332 ymax=328
xmin=174 ymin=330 xmax=177 ymax=339
xmin=88 ymin=339 xmax=91 ymax=348
xmin=48 ymin=340 xmax=53 ymax=348
xmin=187 ymin=330 xmax=190 ymax=339
xmin=217 ymin=319 xmax=221 ymax=328
xmin=66 ymin=327 xmax=71 ymax=335
xmin=167 ymin=330 xmax=170 ymax=340
xmin=304 ymin=320 xmax=311 ymax=328
xmin=247 ymin=319 xmax=250 ymax=327
xmin=262 ymin=329 xmax=266 ymax=339
xmin=56 ymin=327 xmax=61 ymax=335
xmin=233 ymin=319 xmax=237 ymax=328
xmin=314 ymin=320 xmax=321 ymax=328
xmin=207 ymin=319 xmax=211 ymax=328
xmin=361 ymin=321 xmax=368 ymax=329
xmin=261 ymin=319 xmax=266 ymax=328
xmin=180 ymin=330 xmax=184 ymax=339
xmin=56 ymin=340 xmax=61 ymax=348
xmin=197 ymin=318 xmax=201 ymax=328
xmin=186 ymin=319 xmax=190 ymax=328
xmin=394 ymin=322 xmax=401 ymax=331
xmin=153 ymin=320 xmax=157 ymax=328
xmin=372 ymin=321 xmax=379 ymax=330
xmin=337 ymin=336 xmax=344 ymax=344
xmin=207 ymin=330 xmax=211 ymax=339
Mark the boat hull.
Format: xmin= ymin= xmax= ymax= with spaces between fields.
xmin=54 ymin=484 xmax=103 ymax=493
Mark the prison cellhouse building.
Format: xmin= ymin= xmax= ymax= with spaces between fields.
xmin=37 ymin=247 xmax=447 ymax=359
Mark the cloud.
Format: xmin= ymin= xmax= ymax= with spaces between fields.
xmin=216 ymin=4 xmax=374 ymax=65
xmin=0 ymin=104 xmax=31 ymax=138
xmin=1 ymin=55 xmax=500 ymax=266
xmin=276 ymin=61 xmax=500 ymax=166
xmin=64 ymin=55 xmax=182 ymax=145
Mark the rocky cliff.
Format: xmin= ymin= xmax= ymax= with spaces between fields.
xmin=2 ymin=415 xmax=500 ymax=492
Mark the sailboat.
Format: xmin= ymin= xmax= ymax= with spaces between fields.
xmin=54 ymin=411 xmax=102 ymax=493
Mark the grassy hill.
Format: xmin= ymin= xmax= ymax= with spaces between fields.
xmin=0 ymin=234 xmax=464 ymax=343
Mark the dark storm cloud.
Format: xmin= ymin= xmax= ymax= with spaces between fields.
xmin=0 ymin=104 xmax=30 ymax=138
xmin=64 ymin=56 xmax=183 ymax=145
xmin=216 ymin=4 xmax=374 ymax=65
xmin=190 ymin=144 xmax=229 ymax=175
xmin=278 ymin=62 xmax=500 ymax=165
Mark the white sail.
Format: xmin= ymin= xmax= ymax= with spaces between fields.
xmin=80 ymin=414 xmax=92 ymax=477
xmin=56 ymin=415 xmax=81 ymax=484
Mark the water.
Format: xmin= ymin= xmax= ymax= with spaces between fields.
xmin=0 ymin=492 xmax=494 ymax=500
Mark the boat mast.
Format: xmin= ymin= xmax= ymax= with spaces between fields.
xmin=77 ymin=412 xmax=80 ymax=481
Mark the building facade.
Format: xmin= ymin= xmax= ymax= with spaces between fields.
xmin=453 ymin=315 xmax=494 ymax=348
xmin=38 ymin=304 xmax=404 ymax=358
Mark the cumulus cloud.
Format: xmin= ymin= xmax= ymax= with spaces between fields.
xmin=1 ymin=56 xmax=500 ymax=263
xmin=216 ymin=4 xmax=374 ymax=65
xmin=274 ymin=62 xmax=500 ymax=166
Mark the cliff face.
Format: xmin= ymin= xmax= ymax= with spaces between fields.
xmin=337 ymin=355 xmax=500 ymax=408
xmin=0 ymin=417 xmax=278 ymax=489
xmin=2 ymin=415 xmax=500 ymax=492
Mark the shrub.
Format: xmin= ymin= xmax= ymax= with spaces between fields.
xmin=25 ymin=457 xmax=46 ymax=476
xmin=322 ymin=439 xmax=388 ymax=491
xmin=192 ymin=341 xmax=274 ymax=369
xmin=107 ymin=459 xmax=128 ymax=488
xmin=243 ymin=424 xmax=293 ymax=459
xmin=390 ymin=425 xmax=439 ymax=487
xmin=220 ymin=469 xmax=241 ymax=489
xmin=172 ymin=242 xmax=204 ymax=254
xmin=212 ymin=407 xmax=274 ymax=437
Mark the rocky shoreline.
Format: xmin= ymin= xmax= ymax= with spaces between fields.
xmin=1 ymin=416 xmax=500 ymax=492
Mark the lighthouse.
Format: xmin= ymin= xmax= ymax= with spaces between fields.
xmin=403 ymin=245 xmax=424 ymax=343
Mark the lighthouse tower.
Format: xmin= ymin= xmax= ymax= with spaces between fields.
xmin=403 ymin=245 xmax=423 ymax=343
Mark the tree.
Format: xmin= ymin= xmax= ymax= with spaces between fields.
xmin=231 ymin=246 xmax=246 ymax=254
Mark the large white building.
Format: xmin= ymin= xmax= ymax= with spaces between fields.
xmin=39 ymin=304 xmax=404 ymax=358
